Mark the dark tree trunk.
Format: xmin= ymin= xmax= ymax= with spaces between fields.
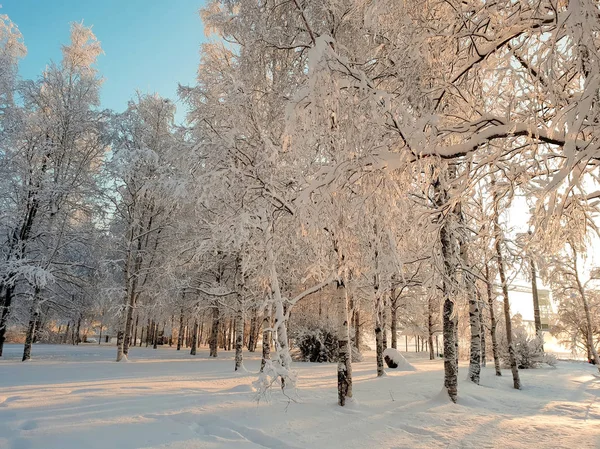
xmin=0 ymin=284 xmax=14 ymax=357
xmin=485 ymin=263 xmax=502 ymax=376
xmin=133 ymin=314 xmax=139 ymax=348
xmin=152 ymin=321 xmax=158 ymax=349
xmin=428 ymin=295 xmax=435 ymax=360
xmin=209 ymin=306 xmax=219 ymax=357
xmin=63 ymin=321 xmax=70 ymax=345
xmin=22 ymin=288 xmax=41 ymax=361
xmin=354 ymin=307 xmax=361 ymax=351
xmin=479 ymin=294 xmax=486 ymax=367
xmin=494 ymin=213 xmax=521 ymax=390
xmin=177 ymin=307 xmax=184 ymax=351
xmin=190 ymin=319 xmax=198 ymax=355
xmin=75 ymin=317 xmax=81 ymax=345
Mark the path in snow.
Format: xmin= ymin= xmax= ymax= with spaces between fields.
xmin=0 ymin=344 xmax=598 ymax=449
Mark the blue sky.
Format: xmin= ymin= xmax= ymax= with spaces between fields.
xmin=2 ymin=0 xmax=207 ymax=123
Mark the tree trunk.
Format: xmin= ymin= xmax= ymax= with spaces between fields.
xmin=571 ymin=242 xmax=600 ymax=370
xmin=190 ymin=319 xmax=198 ymax=355
xmin=440 ymin=221 xmax=458 ymax=402
xmin=390 ymin=291 xmax=397 ymax=349
xmin=461 ymin=240 xmax=481 ymax=385
xmin=75 ymin=316 xmax=81 ymax=345
xmin=234 ymin=309 xmax=244 ymax=371
xmin=63 ymin=321 xmax=70 ymax=345
xmin=209 ymin=306 xmax=219 ymax=357
xmin=428 ymin=295 xmax=435 ymax=360
xmin=122 ymin=294 xmax=135 ymax=356
xmin=375 ymin=294 xmax=384 ymax=377
xmin=337 ymin=280 xmax=352 ymax=406
xmin=132 ymin=314 xmax=139 ymax=348
xmin=260 ymin=305 xmax=271 ymax=372
xmin=494 ymin=213 xmax=521 ymax=390
xmin=152 ymin=321 xmax=158 ymax=349
xmin=382 ymin=293 xmax=388 ymax=350
xmin=354 ymin=307 xmax=361 ymax=351
xmin=530 ymin=257 xmax=544 ymax=352
xmin=485 ymin=263 xmax=502 ymax=376
xmin=22 ymin=288 xmax=41 ymax=361
xmin=177 ymin=307 xmax=184 ymax=351
xmin=0 ymin=283 xmax=14 ymax=357
xmin=479 ymin=294 xmax=486 ymax=367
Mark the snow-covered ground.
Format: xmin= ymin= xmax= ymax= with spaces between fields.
xmin=0 ymin=344 xmax=598 ymax=449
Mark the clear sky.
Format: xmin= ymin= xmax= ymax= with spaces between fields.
xmin=2 ymin=0 xmax=207 ymax=123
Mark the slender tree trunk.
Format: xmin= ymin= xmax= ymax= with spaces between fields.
xmin=354 ymin=307 xmax=361 ymax=351
xmin=337 ymin=281 xmax=352 ymax=406
xmin=133 ymin=314 xmax=139 ymax=347
xmin=382 ymin=293 xmax=388 ymax=350
xmin=390 ymin=291 xmax=398 ymax=349
xmin=494 ymin=212 xmax=521 ymax=389
xmin=63 ymin=321 xmax=70 ymax=345
xmin=479 ymin=294 xmax=486 ymax=367
xmin=570 ymin=243 xmax=600 ymax=370
xmin=248 ymin=312 xmax=256 ymax=352
xmin=199 ymin=314 xmax=205 ymax=347
xmin=461 ymin=240 xmax=481 ymax=385
xmin=530 ymin=257 xmax=544 ymax=352
xmin=75 ymin=316 xmax=81 ymax=345
xmin=152 ymin=321 xmax=158 ymax=349
xmin=0 ymin=283 xmax=14 ymax=357
xmin=22 ymin=288 xmax=41 ymax=361
xmin=122 ymin=293 xmax=135 ymax=356
xmin=485 ymin=263 xmax=502 ymax=375
xmin=375 ymin=294 xmax=384 ymax=377
xmin=234 ymin=290 xmax=244 ymax=371
xmin=209 ymin=306 xmax=219 ymax=357
xmin=260 ymin=305 xmax=272 ymax=372
xmin=428 ymin=295 xmax=435 ymax=360
xmin=177 ymin=307 xmax=184 ymax=351
xmin=190 ymin=319 xmax=198 ymax=355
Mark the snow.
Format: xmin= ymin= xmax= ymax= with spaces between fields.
xmin=0 ymin=344 xmax=599 ymax=449
xmin=383 ymin=348 xmax=416 ymax=371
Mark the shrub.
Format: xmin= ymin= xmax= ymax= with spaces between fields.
xmin=500 ymin=327 xmax=555 ymax=369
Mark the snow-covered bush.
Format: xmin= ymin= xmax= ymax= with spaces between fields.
xmin=290 ymin=317 xmax=362 ymax=363
xmin=500 ymin=327 xmax=555 ymax=369
xmin=296 ymin=326 xmax=338 ymax=362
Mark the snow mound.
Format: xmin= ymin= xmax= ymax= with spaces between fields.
xmin=383 ymin=348 xmax=415 ymax=371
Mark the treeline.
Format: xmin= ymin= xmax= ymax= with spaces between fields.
xmin=1 ymin=1 xmax=600 ymax=406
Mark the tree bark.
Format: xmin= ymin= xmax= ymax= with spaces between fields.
xmin=570 ymin=242 xmax=600 ymax=370
xmin=337 ymin=280 xmax=352 ymax=406
xmin=354 ymin=307 xmax=361 ymax=351
xmin=190 ymin=319 xmax=198 ymax=355
xmin=479 ymin=294 xmax=486 ymax=367
xmin=530 ymin=257 xmax=544 ymax=351
xmin=382 ymin=293 xmax=388 ymax=350
xmin=494 ymin=210 xmax=521 ymax=389
xmin=209 ymin=305 xmax=219 ymax=357
xmin=485 ymin=263 xmax=502 ymax=376
xmin=428 ymin=295 xmax=435 ymax=360
xmin=260 ymin=305 xmax=272 ymax=372
xmin=177 ymin=307 xmax=184 ymax=351
xmin=461 ymin=241 xmax=481 ymax=385
xmin=22 ymin=288 xmax=41 ymax=361
xmin=0 ymin=284 xmax=14 ymax=357
xmin=234 ymin=297 xmax=244 ymax=371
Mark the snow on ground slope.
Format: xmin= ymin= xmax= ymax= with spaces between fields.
xmin=0 ymin=344 xmax=598 ymax=449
